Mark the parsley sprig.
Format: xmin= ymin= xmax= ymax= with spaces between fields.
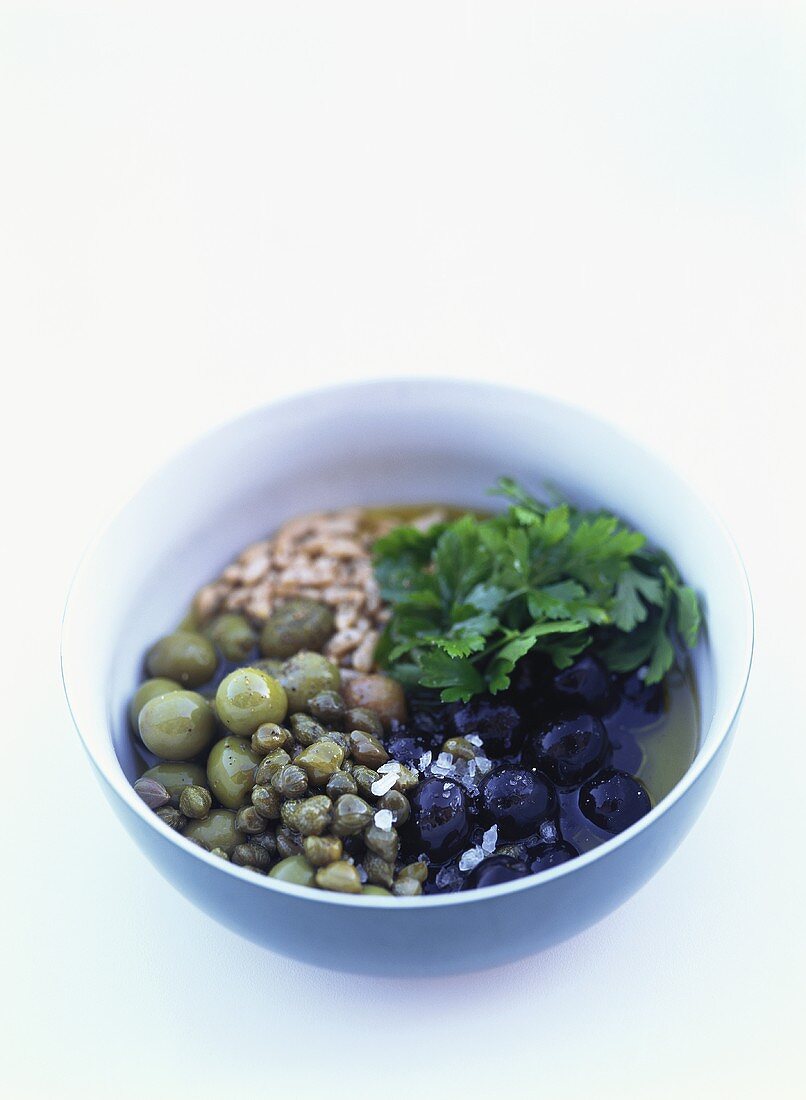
xmin=372 ymin=478 xmax=702 ymax=703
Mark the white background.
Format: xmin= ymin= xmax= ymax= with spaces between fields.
xmin=2 ymin=3 xmax=804 ymax=1097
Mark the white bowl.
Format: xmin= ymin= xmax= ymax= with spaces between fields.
xmin=61 ymin=380 xmax=753 ymax=975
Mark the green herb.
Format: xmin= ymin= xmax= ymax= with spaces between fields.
xmin=372 ymin=477 xmax=702 ymax=702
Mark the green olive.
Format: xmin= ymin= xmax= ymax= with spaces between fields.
xmin=215 ymin=667 xmax=288 ymax=735
xmin=259 ymin=599 xmax=334 ymax=659
xmin=146 ymin=631 xmax=218 ymax=687
xmin=138 ymin=690 xmax=216 ymax=760
xmin=277 ymin=651 xmax=341 ymax=713
xmin=205 ymin=614 xmax=257 ymax=663
xmin=183 ymin=809 xmax=244 ymax=854
xmin=142 ymin=761 xmax=208 ymax=807
xmin=362 ymin=884 xmax=392 ymax=896
xmin=129 ymin=678 xmax=180 ymax=729
xmin=251 ymin=657 xmax=284 ymax=678
xmin=268 ymin=854 xmax=317 ymax=887
xmin=206 ymin=736 xmax=261 ymax=809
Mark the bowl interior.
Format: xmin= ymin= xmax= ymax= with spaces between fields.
xmin=64 ymin=381 xmax=750 ymax=835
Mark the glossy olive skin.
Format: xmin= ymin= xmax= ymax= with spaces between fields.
xmin=480 ymin=766 xmax=557 ymax=839
xmin=259 ymin=599 xmax=334 ymax=659
xmin=215 ymin=667 xmax=288 ymax=735
xmin=529 ymin=841 xmax=579 ymax=873
xmin=450 ymin=698 xmax=524 ymax=758
xmin=129 ymin=678 xmax=180 ymax=729
xmin=551 ymin=655 xmax=614 ymax=715
xmin=138 ymin=690 xmax=216 ymax=760
xmin=183 ymin=809 xmax=244 ymax=854
xmin=268 ymin=854 xmax=317 ymax=887
xmin=205 ymin=614 xmax=257 ymax=663
xmin=146 ymin=631 xmax=217 ymax=687
xmin=463 ymin=854 xmax=531 ymax=889
xmin=405 ymin=778 xmax=471 ymax=864
xmin=579 ymin=769 xmax=652 ymax=833
xmin=278 ymin=651 xmax=341 ymax=713
xmin=142 ymin=761 xmax=208 ymax=807
xmin=206 ymin=736 xmax=261 ymax=809
xmin=524 ymin=713 xmax=609 ymax=786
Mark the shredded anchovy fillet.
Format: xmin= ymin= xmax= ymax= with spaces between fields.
xmin=192 ymin=506 xmax=446 ymax=671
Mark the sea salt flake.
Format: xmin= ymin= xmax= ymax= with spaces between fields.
xmin=435 ymin=865 xmax=463 ymax=891
xmin=481 ymin=825 xmax=498 ymax=853
xmin=539 ymin=820 xmax=558 ymax=843
xmin=356 ymin=864 xmax=368 ymax=883
xmin=374 ymin=809 xmax=394 ymax=832
xmin=465 ymin=759 xmax=477 ymax=779
xmin=371 ymin=772 xmax=398 ymax=796
xmin=474 ymin=756 xmax=493 ymax=776
xmin=377 ymin=760 xmax=401 ymax=775
xmin=465 ymin=734 xmax=483 ymax=747
xmin=458 ymin=847 xmax=485 ymax=872
xmin=417 ymin=751 xmax=433 ymax=772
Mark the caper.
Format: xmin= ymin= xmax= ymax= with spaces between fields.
xmin=178 ymin=785 xmax=212 ymax=820
xmin=315 ymin=861 xmax=362 ymax=894
xmin=348 ymin=729 xmax=389 ymax=769
xmin=251 ymin=723 xmax=291 ymax=756
xmin=129 ymin=678 xmax=180 ymax=729
xmin=391 ymin=764 xmax=419 ymax=793
xmin=206 ymin=736 xmax=261 ymax=809
xmin=271 ymin=764 xmax=309 ymax=799
xmin=303 ymin=835 xmax=343 ymax=867
xmin=278 ymin=651 xmax=340 ymax=713
xmin=441 ymin=736 xmax=476 ymax=761
xmin=255 ymin=749 xmax=291 ymax=786
xmin=397 ymin=861 xmax=428 ymax=884
xmin=251 ymin=784 xmax=281 ymax=820
xmin=295 ymin=741 xmax=345 ymax=786
xmin=363 ymin=823 xmax=399 ymax=863
xmin=139 ymin=691 xmax=216 ymax=760
xmin=259 ymin=599 xmax=334 ymax=659
xmin=345 ymin=707 xmax=384 ymax=739
xmin=307 ymin=690 xmax=345 ymax=727
xmin=351 ymin=765 xmax=380 ymax=799
xmin=235 ymin=805 xmax=268 ymax=834
xmin=155 ymin=805 xmax=187 ymax=831
xmin=142 ymin=762 xmax=208 ymax=808
xmin=392 ymin=878 xmax=422 ymax=897
xmin=280 ymin=795 xmax=332 ymax=837
xmin=363 ymin=851 xmax=394 ymax=889
xmin=231 ymin=843 xmax=271 ymax=870
xmin=205 ymin=613 xmax=257 ymax=663
xmin=250 ymin=830 xmax=277 ymax=856
xmin=183 ymin=809 xmax=244 ymax=854
xmin=289 ymin=712 xmax=326 ymax=747
xmin=209 ymin=847 xmax=230 ymax=860
xmin=275 ymin=825 xmax=304 ymax=859
xmin=146 ymin=631 xmax=217 ymax=687
xmin=343 ymin=673 xmax=407 ymax=728
xmin=133 ymin=776 xmax=171 ymax=810
xmin=326 ymin=770 xmax=358 ymax=798
xmin=215 ymin=667 xmax=288 ymax=736
xmin=376 ymin=789 xmax=410 ymax=827
xmin=331 ymin=794 xmax=374 ymax=837
xmin=268 ymin=854 xmax=316 ymax=887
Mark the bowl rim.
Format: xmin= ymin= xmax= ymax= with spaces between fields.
xmin=61 ymin=377 xmax=754 ymax=909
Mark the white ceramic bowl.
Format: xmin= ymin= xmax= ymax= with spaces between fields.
xmin=61 ymin=380 xmax=753 ymax=975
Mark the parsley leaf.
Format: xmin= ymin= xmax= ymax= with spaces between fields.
xmin=373 ymin=478 xmax=703 ymax=702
